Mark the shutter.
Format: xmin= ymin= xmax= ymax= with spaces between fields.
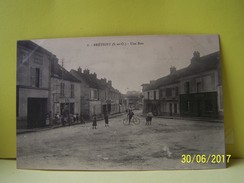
xmin=30 ymin=68 xmax=35 ymax=86
xmin=39 ymin=70 xmax=42 ymax=88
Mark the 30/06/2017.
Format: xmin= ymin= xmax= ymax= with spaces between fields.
xmin=181 ymin=154 xmax=231 ymax=164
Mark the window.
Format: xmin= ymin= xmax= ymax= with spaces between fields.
xmin=185 ymin=100 xmax=190 ymax=112
xmin=166 ymin=88 xmax=172 ymax=97
xmin=184 ymin=82 xmax=190 ymax=94
xmin=31 ymin=68 xmax=41 ymax=87
xmin=159 ymin=90 xmax=163 ymax=98
xmin=154 ymin=90 xmax=157 ymax=100
xmin=70 ymin=84 xmax=74 ymax=98
xmin=147 ymin=92 xmax=150 ymax=99
xmin=60 ymin=83 xmax=65 ymax=97
xmin=94 ymin=90 xmax=98 ymax=99
xmin=196 ymin=82 xmax=201 ymax=93
xmin=175 ymin=87 xmax=179 ymax=96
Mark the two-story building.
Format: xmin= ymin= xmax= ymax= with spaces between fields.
xmin=142 ymin=51 xmax=223 ymax=119
xmin=17 ymin=41 xmax=53 ymax=129
xmin=50 ymin=58 xmax=81 ymax=121
xmin=179 ymin=51 xmax=222 ymax=118
xmin=142 ymin=68 xmax=181 ymax=117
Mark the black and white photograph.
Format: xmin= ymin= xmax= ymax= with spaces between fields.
xmin=16 ymin=35 xmax=225 ymax=170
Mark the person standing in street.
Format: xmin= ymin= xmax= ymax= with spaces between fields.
xmin=92 ymin=114 xmax=97 ymax=129
xmin=128 ymin=109 xmax=134 ymax=125
xmin=147 ymin=112 xmax=153 ymax=125
xmin=104 ymin=113 xmax=109 ymax=127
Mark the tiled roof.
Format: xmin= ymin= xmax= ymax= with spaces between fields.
xmin=145 ymin=51 xmax=220 ymax=90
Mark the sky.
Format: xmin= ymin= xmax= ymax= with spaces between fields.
xmin=33 ymin=35 xmax=219 ymax=94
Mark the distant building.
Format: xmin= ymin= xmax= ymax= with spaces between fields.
xmin=125 ymin=91 xmax=143 ymax=110
xmin=70 ymin=68 xmax=124 ymax=120
xmin=142 ymin=51 xmax=223 ymax=118
xmin=17 ymin=41 xmax=53 ymax=129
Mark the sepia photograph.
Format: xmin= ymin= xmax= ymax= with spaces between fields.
xmin=16 ymin=35 xmax=225 ymax=170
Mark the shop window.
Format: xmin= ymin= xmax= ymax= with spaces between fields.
xmin=184 ymin=82 xmax=190 ymax=94
xmin=205 ymin=100 xmax=213 ymax=112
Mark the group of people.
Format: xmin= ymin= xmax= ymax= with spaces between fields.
xmin=92 ymin=113 xmax=109 ymax=129
xmin=53 ymin=112 xmax=85 ymax=125
xmin=92 ymin=109 xmax=153 ymax=129
xmin=51 ymin=109 xmax=153 ymax=129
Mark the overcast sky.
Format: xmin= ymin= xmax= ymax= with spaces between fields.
xmin=33 ymin=35 xmax=219 ymax=94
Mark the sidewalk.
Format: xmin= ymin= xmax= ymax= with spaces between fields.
xmin=17 ymin=112 xmax=126 ymax=134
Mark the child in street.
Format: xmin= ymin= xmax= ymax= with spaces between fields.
xmin=146 ymin=112 xmax=153 ymax=125
xmin=92 ymin=114 xmax=97 ymax=129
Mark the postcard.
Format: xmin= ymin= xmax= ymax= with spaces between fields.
xmin=16 ymin=35 xmax=226 ymax=170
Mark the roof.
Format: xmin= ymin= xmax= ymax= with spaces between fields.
xmin=70 ymin=70 xmax=122 ymax=94
xmin=145 ymin=51 xmax=220 ymax=90
xmin=17 ymin=40 xmax=53 ymax=56
xmin=51 ymin=64 xmax=80 ymax=83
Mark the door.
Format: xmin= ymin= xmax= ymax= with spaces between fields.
xmin=27 ymin=98 xmax=47 ymax=128
xmin=197 ymin=100 xmax=202 ymax=117
xmin=169 ymin=103 xmax=173 ymax=116
xmin=174 ymin=103 xmax=177 ymax=114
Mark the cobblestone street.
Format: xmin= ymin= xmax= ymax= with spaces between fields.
xmin=17 ymin=110 xmax=225 ymax=170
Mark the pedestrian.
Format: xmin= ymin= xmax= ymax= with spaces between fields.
xmin=128 ymin=110 xmax=134 ymax=125
xmin=76 ymin=113 xmax=79 ymax=123
xmin=73 ymin=113 xmax=76 ymax=123
xmin=147 ymin=112 xmax=153 ymax=125
xmin=145 ymin=115 xmax=150 ymax=125
xmin=80 ymin=113 xmax=85 ymax=124
xmin=104 ymin=113 xmax=109 ymax=127
xmin=92 ymin=114 xmax=97 ymax=129
xmin=54 ymin=112 xmax=60 ymax=125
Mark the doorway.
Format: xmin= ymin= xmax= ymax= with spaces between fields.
xmin=27 ymin=98 xmax=47 ymax=128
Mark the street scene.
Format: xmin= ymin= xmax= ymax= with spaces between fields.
xmin=16 ymin=35 xmax=226 ymax=170
xmin=17 ymin=110 xmax=225 ymax=170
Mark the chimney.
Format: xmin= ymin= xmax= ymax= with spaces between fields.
xmin=108 ymin=80 xmax=112 ymax=87
xmin=191 ymin=51 xmax=200 ymax=63
xmin=101 ymin=78 xmax=107 ymax=84
xmin=170 ymin=66 xmax=176 ymax=74
xmin=83 ymin=69 xmax=90 ymax=75
xmin=77 ymin=67 xmax=82 ymax=73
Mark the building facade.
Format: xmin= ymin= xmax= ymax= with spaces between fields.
xmin=179 ymin=51 xmax=223 ymax=118
xmin=142 ymin=51 xmax=223 ymax=119
xmin=125 ymin=91 xmax=143 ymax=110
xmin=50 ymin=58 xmax=81 ymax=122
xmin=70 ymin=68 xmax=124 ymax=120
xmin=17 ymin=41 xmax=52 ymax=129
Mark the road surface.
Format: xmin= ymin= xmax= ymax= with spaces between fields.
xmin=17 ymin=110 xmax=226 ymax=170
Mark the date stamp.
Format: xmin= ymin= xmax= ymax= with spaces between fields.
xmin=181 ymin=154 xmax=231 ymax=164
